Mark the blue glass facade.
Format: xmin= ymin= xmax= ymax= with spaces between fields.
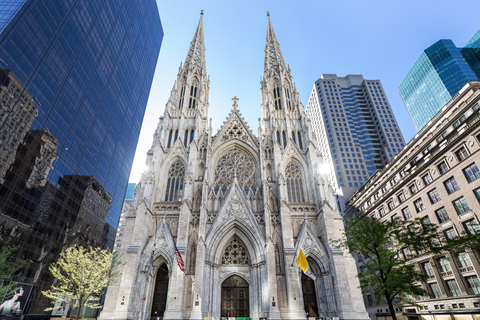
xmin=461 ymin=29 xmax=480 ymax=79
xmin=0 ymin=0 xmax=26 ymax=33
xmin=400 ymin=38 xmax=479 ymax=131
xmin=0 ymin=0 xmax=162 ymax=316
xmin=125 ymin=183 xmax=136 ymax=200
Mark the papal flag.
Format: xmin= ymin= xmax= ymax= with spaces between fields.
xmin=295 ymin=249 xmax=316 ymax=280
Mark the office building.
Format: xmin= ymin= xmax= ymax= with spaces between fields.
xmin=0 ymin=0 xmax=162 ymax=316
xmin=0 ymin=0 xmax=26 ymax=33
xmin=345 ymin=81 xmax=480 ymax=320
xmin=400 ymin=29 xmax=480 ymax=131
xmin=306 ymin=74 xmax=405 ymax=207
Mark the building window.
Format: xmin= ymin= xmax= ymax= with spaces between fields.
xmin=178 ymin=85 xmax=186 ymax=108
xmin=430 ymin=283 xmax=442 ymax=298
xmin=282 ymin=131 xmax=287 ymax=148
xmin=409 ymin=183 xmax=418 ymax=195
xmin=164 ymin=160 xmax=185 ymax=202
xmin=428 ymin=189 xmax=441 ymax=204
xmin=402 ymin=207 xmax=412 ymax=219
xmin=188 ymin=82 xmax=198 ymax=109
xmin=445 ymin=279 xmax=461 ymax=296
xmin=437 ymin=257 xmax=451 ymax=272
xmin=285 ymin=88 xmax=292 ymax=110
xmin=437 ymin=161 xmax=449 ymax=175
xmin=297 ymin=132 xmax=303 ymax=149
xmin=388 ymin=201 xmax=395 ymax=211
xmin=435 ymin=207 xmax=449 ymax=223
xmin=414 ymin=198 xmax=426 ymax=212
xmin=422 ymin=173 xmax=433 ymax=186
xmin=276 ymin=131 xmax=281 ymax=145
xmin=285 ymin=161 xmax=305 ymax=203
xmin=398 ymin=192 xmax=406 ymax=203
xmin=444 ymin=177 xmax=460 ymax=194
xmin=455 ymin=147 xmax=469 ymax=162
xmin=456 ymin=252 xmax=472 ymax=268
xmin=422 ymin=261 xmax=435 ymax=276
xmin=463 ymin=163 xmax=480 ymax=182
xmin=463 ymin=219 xmax=480 ymax=235
xmin=453 ymin=197 xmax=470 ymax=215
xmin=379 ymin=207 xmax=386 ymax=217
xmin=274 ymin=85 xmax=282 ymax=110
xmin=367 ymin=295 xmax=373 ymax=306
xmin=466 ymin=276 xmax=480 ymax=294
xmin=444 ymin=227 xmax=457 ymax=240
xmin=474 ymin=188 xmax=480 ymax=203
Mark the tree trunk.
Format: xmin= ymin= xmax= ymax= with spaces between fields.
xmin=386 ymin=296 xmax=397 ymax=320
xmin=75 ymin=296 xmax=83 ymax=320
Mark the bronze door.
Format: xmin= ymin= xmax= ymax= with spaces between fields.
xmin=221 ymin=275 xmax=249 ymax=318
xmin=151 ymin=264 xmax=169 ymax=319
xmin=301 ymin=273 xmax=319 ymax=318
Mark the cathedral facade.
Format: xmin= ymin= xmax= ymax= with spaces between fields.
xmin=99 ymin=14 xmax=369 ymax=320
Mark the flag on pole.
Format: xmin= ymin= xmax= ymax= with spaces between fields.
xmin=175 ymin=247 xmax=187 ymax=275
xmin=295 ymin=249 xmax=316 ymax=280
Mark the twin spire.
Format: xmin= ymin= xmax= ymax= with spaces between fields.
xmin=182 ymin=11 xmax=286 ymax=79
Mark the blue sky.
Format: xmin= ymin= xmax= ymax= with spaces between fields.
xmin=129 ymin=0 xmax=480 ymax=182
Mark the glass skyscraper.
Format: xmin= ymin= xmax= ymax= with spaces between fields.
xmin=400 ymin=31 xmax=480 ymax=131
xmin=0 ymin=0 xmax=162 ymax=317
xmin=0 ymin=0 xmax=26 ymax=33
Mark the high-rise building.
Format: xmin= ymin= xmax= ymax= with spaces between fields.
xmin=306 ymin=74 xmax=405 ymax=208
xmin=100 ymin=14 xmax=369 ymax=320
xmin=345 ymin=81 xmax=480 ymax=319
xmin=0 ymin=0 xmax=26 ymax=33
xmin=0 ymin=0 xmax=162 ymax=316
xmin=399 ymin=30 xmax=480 ymax=131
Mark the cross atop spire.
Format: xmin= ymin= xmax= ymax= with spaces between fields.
xmin=232 ymin=96 xmax=239 ymax=109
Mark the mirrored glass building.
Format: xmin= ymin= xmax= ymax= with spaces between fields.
xmin=0 ymin=0 xmax=162 ymax=316
xmin=399 ymin=30 xmax=480 ymax=131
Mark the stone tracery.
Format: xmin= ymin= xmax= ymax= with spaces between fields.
xmin=221 ymin=237 xmax=249 ymax=265
xmin=213 ymin=147 xmax=256 ymax=196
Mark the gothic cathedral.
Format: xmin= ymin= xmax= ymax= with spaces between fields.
xmin=99 ymin=14 xmax=369 ymax=320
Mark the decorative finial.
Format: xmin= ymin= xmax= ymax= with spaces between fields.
xmin=201 ymin=10 xmax=204 ymax=15
xmin=266 ymin=11 xmax=270 ymax=17
xmin=232 ymin=96 xmax=239 ymax=109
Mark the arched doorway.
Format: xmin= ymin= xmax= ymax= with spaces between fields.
xmin=221 ymin=275 xmax=249 ymax=317
xmin=301 ymin=272 xmax=319 ymax=318
xmin=151 ymin=263 xmax=169 ymax=319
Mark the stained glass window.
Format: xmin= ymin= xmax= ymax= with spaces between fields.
xmin=285 ymin=161 xmax=305 ymax=203
xmin=165 ymin=160 xmax=185 ymax=201
xmin=213 ymin=147 xmax=256 ymax=195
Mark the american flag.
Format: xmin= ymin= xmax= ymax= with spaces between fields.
xmin=175 ymin=247 xmax=186 ymax=275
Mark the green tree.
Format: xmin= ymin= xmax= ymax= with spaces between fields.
xmin=42 ymin=246 xmax=121 ymax=320
xmin=0 ymin=245 xmax=27 ymax=303
xmin=334 ymin=217 xmax=449 ymax=320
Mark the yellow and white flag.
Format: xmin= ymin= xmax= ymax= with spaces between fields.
xmin=295 ymin=249 xmax=316 ymax=281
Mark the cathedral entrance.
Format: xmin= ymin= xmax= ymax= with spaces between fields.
xmin=301 ymin=273 xmax=319 ymax=318
xmin=221 ymin=275 xmax=249 ymax=318
xmin=150 ymin=263 xmax=169 ymax=319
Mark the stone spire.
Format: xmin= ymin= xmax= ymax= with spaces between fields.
xmin=264 ymin=14 xmax=287 ymax=76
xmin=183 ymin=12 xmax=206 ymax=76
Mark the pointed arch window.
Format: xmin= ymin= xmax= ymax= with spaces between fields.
xmin=188 ymin=81 xmax=198 ymax=109
xmin=273 ymin=85 xmax=282 ymax=110
xmin=190 ymin=130 xmax=194 ymax=143
xmin=167 ymin=130 xmax=173 ymax=148
xmin=292 ymin=131 xmax=296 ymax=144
xmin=178 ymin=85 xmax=186 ymax=108
xmin=222 ymin=238 xmax=249 ymax=265
xmin=174 ymin=130 xmax=179 ymax=143
xmin=276 ymin=131 xmax=281 ymax=145
xmin=184 ymin=130 xmax=189 ymax=147
xmin=282 ymin=131 xmax=287 ymax=148
xmin=286 ymin=88 xmax=292 ymax=110
xmin=285 ymin=161 xmax=305 ymax=203
xmin=165 ymin=160 xmax=185 ymax=201
xmin=297 ymin=132 xmax=303 ymax=150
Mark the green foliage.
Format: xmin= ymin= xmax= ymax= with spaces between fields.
xmin=333 ymin=217 xmax=449 ymax=320
xmin=42 ymin=246 xmax=121 ymax=319
xmin=0 ymin=245 xmax=27 ymax=302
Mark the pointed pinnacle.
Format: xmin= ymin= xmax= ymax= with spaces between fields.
xmin=201 ymin=9 xmax=204 ymax=15
xmin=266 ymin=11 xmax=270 ymax=17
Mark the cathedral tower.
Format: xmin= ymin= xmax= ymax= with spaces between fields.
xmin=100 ymin=13 xmax=369 ymax=320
